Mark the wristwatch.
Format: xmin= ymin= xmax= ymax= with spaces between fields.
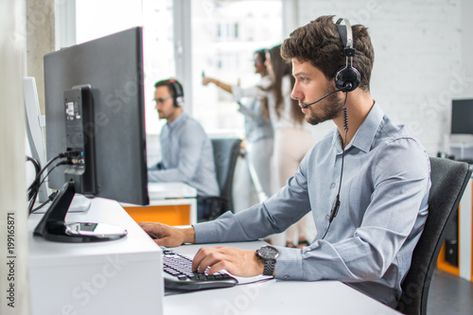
xmin=256 ymin=245 xmax=279 ymax=276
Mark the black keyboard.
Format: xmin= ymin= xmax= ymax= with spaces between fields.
xmin=162 ymin=248 xmax=238 ymax=291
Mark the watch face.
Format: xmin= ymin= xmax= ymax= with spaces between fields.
xmin=258 ymin=246 xmax=279 ymax=260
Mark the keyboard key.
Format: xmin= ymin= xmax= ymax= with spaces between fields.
xmin=162 ymin=248 xmax=238 ymax=291
xmin=177 ymin=274 xmax=188 ymax=280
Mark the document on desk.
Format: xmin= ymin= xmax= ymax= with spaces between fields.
xmin=231 ymin=274 xmax=274 ymax=285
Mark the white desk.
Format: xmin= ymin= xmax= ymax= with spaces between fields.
xmin=165 ymin=242 xmax=402 ymax=315
xmin=28 ymin=198 xmax=163 ymax=315
xmin=123 ymin=182 xmax=197 ymax=225
xmin=29 ymin=201 xmax=401 ymax=315
xmin=148 ymin=182 xmax=197 ymax=200
xmin=148 ymin=182 xmax=197 ymax=223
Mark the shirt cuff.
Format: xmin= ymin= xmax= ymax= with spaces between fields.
xmin=193 ymin=222 xmax=216 ymax=243
xmin=231 ymin=85 xmax=242 ymax=102
xmin=273 ymin=246 xmax=304 ymax=280
xmin=192 ymin=211 xmax=235 ymax=243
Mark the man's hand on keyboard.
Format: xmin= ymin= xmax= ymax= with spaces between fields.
xmin=139 ymin=222 xmax=195 ymax=247
xmin=192 ymin=246 xmax=264 ymax=277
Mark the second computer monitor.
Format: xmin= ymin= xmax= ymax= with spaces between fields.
xmin=44 ymin=27 xmax=149 ymax=205
xmin=451 ymin=99 xmax=473 ymax=135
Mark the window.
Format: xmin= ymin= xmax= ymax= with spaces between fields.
xmin=75 ymin=0 xmax=142 ymax=44
xmin=75 ymin=0 xmax=175 ymax=134
xmin=65 ymin=0 xmax=285 ymax=136
xmin=190 ymin=0 xmax=283 ymax=136
xmin=141 ymin=0 xmax=175 ymax=134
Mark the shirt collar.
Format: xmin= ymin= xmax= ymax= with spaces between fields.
xmin=332 ymin=102 xmax=384 ymax=154
xmin=167 ymin=112 xmax=188 ymax=130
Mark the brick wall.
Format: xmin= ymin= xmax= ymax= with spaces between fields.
xmin=295 ymin=0 xmax=473 ymax=154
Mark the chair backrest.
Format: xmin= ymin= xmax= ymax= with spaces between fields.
xmin=397 ymin=157 xmax=472 ymax=315
xmin=211 ymin=138 xmax=241 ymax=210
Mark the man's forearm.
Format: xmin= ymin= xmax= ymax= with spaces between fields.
xmin=183 ymin=226 xmax=196 ymax=244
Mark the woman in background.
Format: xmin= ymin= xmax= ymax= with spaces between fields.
xmin=266 ymin=44 xmax=314 ymax=248
xmin=202 ymin=49 xmax=274 ymax=200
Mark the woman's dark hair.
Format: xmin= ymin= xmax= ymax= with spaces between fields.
xmin=254 ymin=49 xmax=266 ymax=64
xmin=268 ymin=45 xmax=304 ymax=124
xmin=254 ymin=48 xmax=270 ymax=121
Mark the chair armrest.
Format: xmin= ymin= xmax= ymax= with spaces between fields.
xmin=198 ymin=196 xmax=229 ymax=221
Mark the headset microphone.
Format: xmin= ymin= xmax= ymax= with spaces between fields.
xmin=299 ymin=88 xmax=342 ymax=109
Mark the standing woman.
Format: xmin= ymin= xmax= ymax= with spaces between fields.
xmin=266 ymin=44 xmax=314 ymax=247
xmin=202 ymin=49 xmax=274 ymax=200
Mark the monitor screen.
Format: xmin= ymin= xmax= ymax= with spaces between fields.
xmin=44 ymin=27 xmax=149 ymax=205
xmin=451 ymin=99 xmax=473 ymax=135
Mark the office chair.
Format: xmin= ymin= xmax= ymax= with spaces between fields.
xmin=397 ymin=157 xmax=472 ymax=315
xmin=200 ymin=138 xmax=241 ymax=221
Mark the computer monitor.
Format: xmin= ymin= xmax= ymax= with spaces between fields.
xmin=451 ymin=99 xmax=473 ymax=135
xmin=35 ymin=27 xmax=149 ymax=242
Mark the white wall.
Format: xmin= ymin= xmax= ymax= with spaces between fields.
xmin=295 ymin=0 xmax=472 ymax=154
xmin=0 ymin=0 xmax=29 ymax=314
xmin=461 ymin=0 xmax=473 ymax=94
xmin=26 ymin=0 xmax=54 ymax=113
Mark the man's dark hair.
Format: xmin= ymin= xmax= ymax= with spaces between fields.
xmin=154 ymin=78 xmax=184 ymax=107
xmin=154 ymin=78 xmax=184 ymax=98
xmin=281 ymin=15 xmax=374 ymax=91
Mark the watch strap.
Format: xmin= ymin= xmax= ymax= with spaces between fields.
xmin=263 ymin=259 xmax=276 ymax=276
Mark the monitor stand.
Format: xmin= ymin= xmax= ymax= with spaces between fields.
xmin=32 ymin=193 xmax=92 ymax=214
xmin=70 ymin=194 xmax=92 ymax=212
xmin=33 ymin=181 xmax=128 ymax=243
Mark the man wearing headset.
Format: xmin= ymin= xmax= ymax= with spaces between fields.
xmin=141 ymin=17 xmax=431 ymax=307
xmin=148 ymin=79 xmax=219 ymax=220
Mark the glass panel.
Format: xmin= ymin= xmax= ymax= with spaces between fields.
xmin=75 ymin=0 xmax=143 ymax=44
xmin=191 ymin=0 xmax=283 ymax=136
xmin=142 ymin=0 xmax=175 ymax=134
xmin=75 ymin=0 xmax=175 ymax=134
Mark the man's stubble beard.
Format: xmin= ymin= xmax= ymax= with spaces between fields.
xmin=305 ymin=90 xmax=344 ymax=126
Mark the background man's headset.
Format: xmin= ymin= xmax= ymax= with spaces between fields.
xmin=167 ymin=79 xmax=184 ymax=107
xmin=320 ymin=17 xmax=362 ymax=240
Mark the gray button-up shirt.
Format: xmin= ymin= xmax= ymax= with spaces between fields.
xmin=194 ymin=104 xmax=431 ymax=307
xmin=148 ymin=113 xmax=219 ymax=197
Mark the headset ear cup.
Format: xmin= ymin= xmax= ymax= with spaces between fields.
xmin=335 ymin=66 xmax=361 ymax=92
xmin=175 ymin=96 xmax=184 ymax=107
xmin=169 ymin=80 xmax=184 ymax=107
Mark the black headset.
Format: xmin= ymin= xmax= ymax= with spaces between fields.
xmin=168 ymin=79 xmax=184 ymax=107
xmin=334 ymin=18 xmax=361 ymax=92
xmin=321 ymin=18 xmax=362 ymax=240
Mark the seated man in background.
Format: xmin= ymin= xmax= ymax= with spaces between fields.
xmin=148 ymin=78 xmax=219 ymax=221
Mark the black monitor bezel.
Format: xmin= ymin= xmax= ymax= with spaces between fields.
xmin=44 ymin=27 xmax=149 ymax=205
